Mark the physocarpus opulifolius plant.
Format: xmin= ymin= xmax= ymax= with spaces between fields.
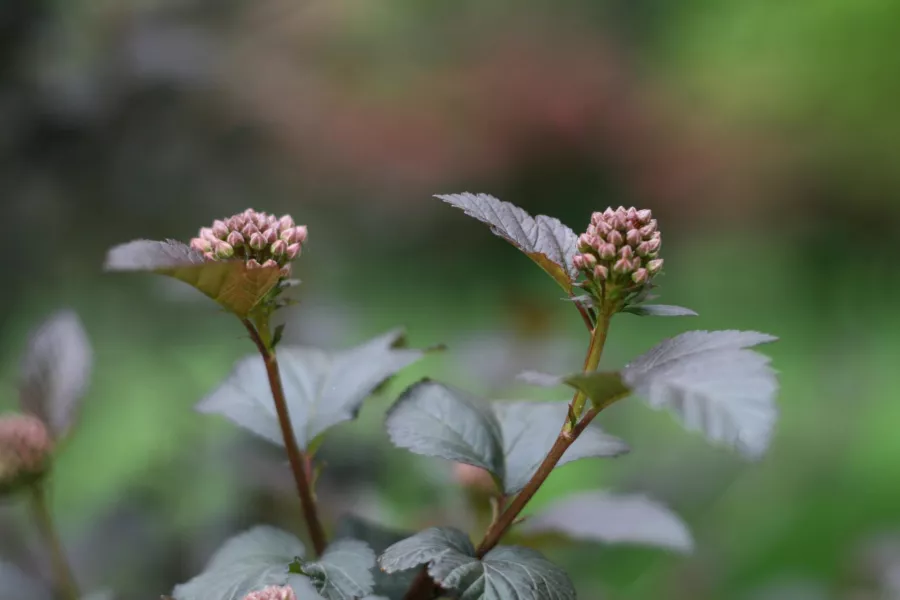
xmin=95 ymin=197 xmax=780 ymax=600
xmin=0 ymin=414 xmax=53 ymax=494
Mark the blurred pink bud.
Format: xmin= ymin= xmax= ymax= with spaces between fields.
xmin=582 ymin=253 xmax=597 ymax=269
xmin=226 ymin=231 xmax=244 ymax=248
xmin=593 ymin=265 xmax=609 ymax=280
xmin=262 ymin=228 xmax=278 ymax=245
xmin=203 ymin=252 xmax=216 ymax=261
xmin=613 ymin=257 xmax=632 ymax=274
xmin=632 ymin=268 xmax=649 ymax=284
xmin=249 ymin=232 xmax=267 ymax=251
xmin=286 ymin=243 xmax=302 ymax=259
xmin=626 ymin=229 xmax=642 ymax=247
xmin=631 ymin=256 xmax=642 ymax=269
xmin=199 ymin=227 xmax=217 ymax=242
xmin=214 ymin=241 xmax=234 ymax=259
xmin=647 ymin=259 xmax=664 ymax=274
xmin=619 ymin=245 xmax=634 ymax=260
xmin=190 ymin=238 xmax=212 ymax=253
xmin=603 ymin=207 xmax=615 ymax=219
xmin=261 ymin=259 xmax=279 ymax=269
xmin=241 ymin=223 xmax=260 ymax=238
xmin=636 ymin=209 xmax=652 ymax=224
xmin=626 ymin=207 xmax=638 ymax=220
xmin=246 ymin=259 xmax=262 ymax=269
xmin=0 ymin=414 xmax=52 ymax=486
xmin=294 ymin=226 xmax=308 ymax=243
xmin=454 ymin=463 xmax=495 ymax=492
xmin=607 ymin=230 xmax=624 ymax=247
xmin=598 ymin=243 xmax=616 ymax=260
xmin=640 ymin=220 xmax=658 ymax=237
xmin=212 ymin=220 xmax=229 ymax=239
xmin=590 ymin=211 xmax=603 ymax=225
xmin=639 ymin=237 xmax=661 ymax=256
xmin=280 ymin=264 xmax=292 ymax=277
xmin=595 ymin=220 xmax=612 ymax=237
xmin=242 ymin=585 xmax=298 ymax=600
xmin=278 ymin=215 xmax=295 ymax=230
xmin=577 ymin=233 xmax=594 ymax=252
xmin=271 ymin=240 xmax=287 ymax=257
xmin=573 ymin=255 xmax=585 ymax=270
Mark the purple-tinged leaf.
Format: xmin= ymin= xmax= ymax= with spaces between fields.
xmin=104 ymin=239 xmax=281 ymax=317
xmin=299 ymin=540 xmax=375 ymax=599
xmin=19 ymin=310 xmax=92 ymax=439
xmin=436 ymin=193 xmax=579 ymax=293
xmin=520 ymin=491 xmax=694 ymax=553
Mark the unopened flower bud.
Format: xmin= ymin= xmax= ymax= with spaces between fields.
xmin=613 ymin=257 xmax=632 ymax=274
xmin=454 ymin=463 xmax=495 ymax=493
xmin=619 ymin=245 xmax=634 ymax=260
xmin=199 ymin=227 xmax=217 ymax=242
xmin=286 ymin=243 xmax=302 ymax=259
xmin=632 ymin=268 xmax=649 ymax=284
xmin=603 ymin=207 xmax=615 ymax=219
xmin=226 ymin=231 xmax=244 ymax=248
xmin=246 ymin=259 xmax=262 ymax=269
xmin=593 ymin=265 xmax=609 ymax=280
xmin=626 ymin=229 xmax=642 ymax=247
xmin=647 ymin=258 xmax=664 ymax=274
xmin=582 ymin=253 xmax=597 ymax=269
xmin=626 ymin=207 xmax=638 ymax=220
xmin=598 ymin=243 xmax=616 ymax=260
xmin=636 ymin=209 xmax=652 ymax=224
xmin=607 ymin=230 xmax=624 ymax=247
xmin=591 ymin=211 xmax=603 ymax=225
xmin=242 ymin=585 xmax=298 ymax=600
xmin=212 ymin=220 xmax=229 ymax=239
xmin=278 ymin=215 xmax=295 ymax=230
xmin=261 ymin=259 xmax=279 ymax=269
xmin=203 ymin=252 xmax=216 ymax=261
xmin=249 ymin=232 xmax=267 ymax=251
xmin=190 ymin=238 xmax=212 ymax=253
xmin=214 ymin=241 xmax=234 ymax=259
xmin=242 ymin=223 xmax=260 ymax=238
xmin=271 ymin=240 xmax=287 ymax=257
xmin=640 ymin=220 xmax=658 ymax=237
xmin=0 ymin=414 xmax=53 ymax=489
xmin=573 ymin=255 xmax=585 ymax=270
xmin=280 ymin=264 xmax=292 ymax=277
xmin=577 ymin=233 xmax=594 ymax=252
xmin=262 ymin=227 xmax=278 ymax=245
xmin=294 ymin=225 xmax=308 ymax=243
xmin=638 ymin=237 xmax=661 ymax=257
xmin=595 ymin=220 xmax=612 ymax=237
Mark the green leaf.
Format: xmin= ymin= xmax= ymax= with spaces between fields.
xmin=380 ymin=531 xmax=575 ymax=600
xmin=493 ymin=402 xmax=628 ymax=494
xmin=19 ymin=309 xmax=93 ymax=439
xmin=436 ymin=193 xmax=578 ymax=293
xmin=104 ymin=239 xmax=282 ymax=317
xmin=623 ymin=330 xmax=779 ymax=459
xmin=197 ymin=329 xmax=425 ymax=450
xmin=379 ymin=527 xmax=475 ymax=574
xmin=622 ymin=304 xmax=698 ymax=317
xmin=171 ymin=526 xmax=318 ymax=600
xmin=519 ymin=491 xmax=694 ymax=553
xmin=301 ymin=540 xmax=375 ymax=600
xmin=384 ymin=381 xmax=505 ymax=482
xmin=334 ymin=516 xmax=417 ymax=600
xmin=517 ymin=370 xmax=632 ymax=410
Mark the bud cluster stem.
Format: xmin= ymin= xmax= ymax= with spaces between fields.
xmin=30 ymin=484 xmax=79 ymax=600
xmin=403 ymin=306 xmax=619 ymax=600
xmin=241 ymin=317 xmax=328 ymax=557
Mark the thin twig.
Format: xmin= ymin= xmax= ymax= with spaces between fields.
xmin=242 ymin=318 xmax=328 ymax=556
xmin=30 ymin=484 xmax=79 ymax=600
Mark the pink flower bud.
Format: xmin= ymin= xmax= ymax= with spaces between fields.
xmin=261 ymin=259 xmax=278 ymax=269
xmin=242 ymin=223 xmax=260 ymax=238
xmin=603 ymin=207 xmax=615 ymax=219
xmin=0 ymin=414 xmax=53 ymax=487
xmin=280 ymin=264 xmax=292 ymax=277
xmin=214 ymin=241 xmax=234 ymax=259
xmin=613 ymin=257 xmax=632 ymax=274
xmin=573 ymin=255 xmax=585 ymax=270
xmin=278 ymin=215 xmax=295 ymax=230
xmin=203 ymin=252 xmax=216 ymax=261
xmin=454 ymin=463 xmax=496 ymax=492
xmin=626 ymin=229 xmax=642 ymax=247
xmin=631 ymin=256 xmax=642 ymax=269
xmin=262 ymin=227 xmax=278 ymax=245
xmin=638 ymin=237 xmax=661 ymax=257
xmin=286 ymin=243 xmax=302 ymax=259
xmin=632 ymin=268 xmax=649 ymax=284
xmin=190 ymin=238 xmax=212 ymax=253
xmin=246 ymin=259 xmax=262 ymax=269
xmin=294 ymin=225 xmax=308 ymax=243
xmin=626 ymin=207 xmax=638 ymax=220
xmin=595 ymin=220 xmax=612 ymax=237
xmin=212 ymin=220 xmax=229 ymax=239
xmin=640 ymin=220 xmax=658 ymax=237
xmin=199 ymin=227 xmax=217 ymax=242
xmin=647 ymin=258 xmax=664 ymax=274
xmin=607 ymin=230 xmax=624 ymax=247
xmin=591 ymin=211 xmax=603 ymax=225
xmin=636 ymin=209 xmax=652 ymax=224
xmin=242 ymin=585 xmax=298 ymax=600
xmin=577 ymin=233 xmax=593 ymax=252
xmin=270 ymin=240 xmax=287 ymax=257
xmin=226 ymin=231 xmax=244 ymax=248
xmin=249 ymin=232 xmax=267 ymax=251
xmin=593 ymin=265 xmax=609 ymax=280
xmin=619 ymin=245 xmax=634 ymax=260
xmin=582 ymin=253 xmax=597 ymax=269
xmin=598 ymin=243 xmax=616 ymax=260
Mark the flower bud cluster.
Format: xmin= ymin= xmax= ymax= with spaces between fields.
xmin=242 ymin=586 xmax=297 ymax=600
xmin=0 ymin=414 xmax=53 ymax=490
xmin=573 ymin=206 xmax=663 ymax=290
xmin=189 ymin=209 xmax=307 ymax=277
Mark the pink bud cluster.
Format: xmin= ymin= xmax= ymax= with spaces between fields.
xmin=189 ymin=209 xmax=307 ymax=277
xmin=242 ymin=586 xmax=297 ymax=600
xmin=573 ymin=206 xmax=663 ymax=288
xmin=0 ymin=414 xmax=52 ymax=487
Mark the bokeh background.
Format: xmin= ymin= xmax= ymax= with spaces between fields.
xmin=1 ymin=0 xmax=899 ymax=598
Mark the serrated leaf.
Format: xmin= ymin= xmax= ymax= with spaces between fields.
xmin=492 ymin=402 xmax=629 ymax=494
xmin=334 ymin=516 xmax=417 ymax=600
xmin=379 ymin=528 xmax=475 ymax=575
xmin=0 ymin=560 xmax=51 ymax=600
xmin=104 ymin=239 xmax=282 ymax=317
xmin=302 ymin=540 xmax=375 ymax=600
xmin=623 ymin=304 xmax=698 ymax=317
xmin=517 ymin=370 xmax=632 ymax=411
xmin=172 ymin=526 xmax=314 ymax=600
xmin=623 ymin=330 xmax=779 ymax=459
xmin=19 ymin=310 xmax=93 ymax=438
xmin=197 ymin=329 xmax=424 ymax=450
xmin=384 ymin=381 xmax=505 ymax=481
xmin=519 ymin=491 xmax=694 ymax=553
xmin=436 ymin=193 xmax=579 ymax=293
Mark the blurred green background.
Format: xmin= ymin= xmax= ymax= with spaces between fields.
xmin=1 ymin=0 xmax=898 ymax=598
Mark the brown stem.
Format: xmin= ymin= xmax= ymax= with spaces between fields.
xmin=242 ymin=318 xmax=328 ymax=557
xmin=30 ymin=484 xmax=79 ymax=600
